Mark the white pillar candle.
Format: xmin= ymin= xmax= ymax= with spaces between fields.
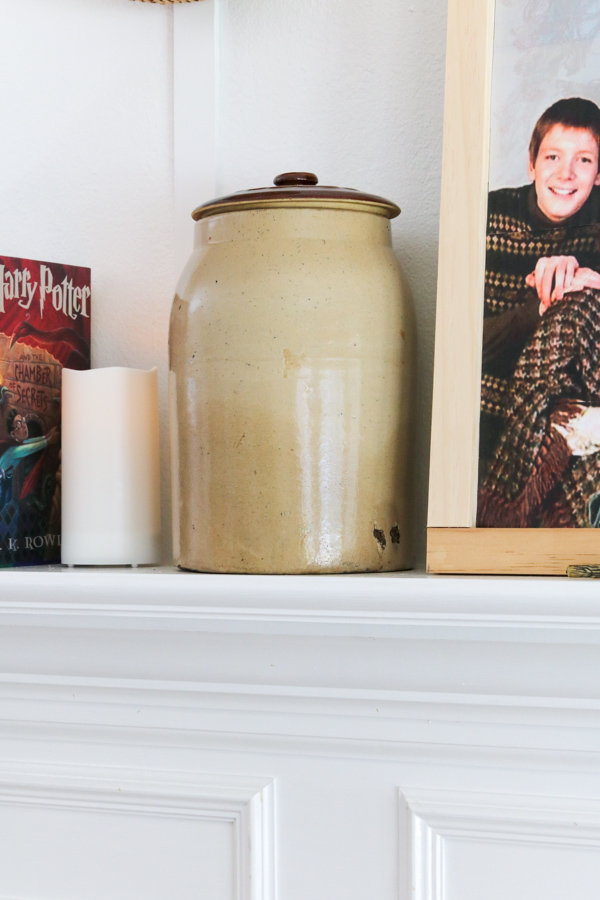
xmin=61 ymin=367 xmax=161 ymax=565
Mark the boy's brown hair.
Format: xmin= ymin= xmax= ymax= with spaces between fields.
xmin=529 ymin=97 xmax=600 ymax=165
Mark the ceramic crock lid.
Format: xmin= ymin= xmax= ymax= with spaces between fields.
xmin=192 ymin=172 xmax=400 ymax=221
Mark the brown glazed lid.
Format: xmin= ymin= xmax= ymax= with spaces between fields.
xmin=192 ymin=172 xmax=400 ymax=220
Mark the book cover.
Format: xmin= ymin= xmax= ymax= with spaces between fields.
xmin=0 ymin=256 xmax=91 ymax=566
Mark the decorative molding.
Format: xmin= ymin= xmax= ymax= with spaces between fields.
xmin=5 ymin=719 xmax=600 ymax=778
xmin=4 ymin=569 xmax=600 ymax=643
xmin=5 ymin=672 xmax=600 ymax=718
xmin=0 ymin=762 xmax=275 ymax=900
xmin=3 ymin=688 xmax=600 ymax=786
xmin=402 ymin=788 xmax=600 ymax=900
xmin=4 ymin=571 xmax=600 ymax=767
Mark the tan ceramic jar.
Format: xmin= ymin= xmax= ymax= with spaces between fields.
xmin=169 ymin=173 xmax=415 ymax=573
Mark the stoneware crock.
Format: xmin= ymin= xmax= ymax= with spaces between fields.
xmin=169 ymin=172 xmax=416 ymax=573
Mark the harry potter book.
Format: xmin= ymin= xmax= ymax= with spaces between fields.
xmin=0 ymin=256 xmax=91 ymax=566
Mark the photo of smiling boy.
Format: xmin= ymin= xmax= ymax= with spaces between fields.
xmin=477 ymin=97 xmax=600 ymax=528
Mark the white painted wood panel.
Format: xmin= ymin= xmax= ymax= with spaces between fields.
xmin=405 ymin=789 xmax=600 ymax=900
xmin=0 ymin=763 xmax=274 ymax=900
xmin=446 ymin=842 xmax=600 ymax=900
xmin=5 ymin=806 xmax=234 ymax=900
xmin=2 ymin=571 xmax=600 ymax=899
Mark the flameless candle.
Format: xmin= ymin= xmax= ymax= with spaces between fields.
xmin=61 ymin=367 xmax=160 ymax=565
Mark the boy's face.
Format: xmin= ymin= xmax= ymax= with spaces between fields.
xmin=528 ymin=124 xmax=600 ymax=222
xmin=10 ymin=414 xmax=28 ymax=442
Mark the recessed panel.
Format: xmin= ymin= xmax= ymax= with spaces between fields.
xmin=445 ymin=836 xmax=600 ymax=900
xmin=2 ymin=803 xmax=234 ymax=900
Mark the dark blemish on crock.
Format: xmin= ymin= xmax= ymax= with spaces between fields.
xmin=390 ymin=525 xmax=400 ymax=544
xmin=373 ymin=528 xmax=386 ymax=551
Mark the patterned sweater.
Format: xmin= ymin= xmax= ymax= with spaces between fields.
xmin=477 ymin=184 xmax=600 ymax=527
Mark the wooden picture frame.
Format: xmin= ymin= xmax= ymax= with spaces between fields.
xmin=427 ymin=0 xmax=600 ymax=575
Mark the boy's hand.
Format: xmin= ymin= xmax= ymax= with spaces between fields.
xmin=525 ymin=255 xmax=579 ymax=313
xmin=565 ymin=266 xmax=600 ymax=294
xmin=526 ymin=258 xmax=600 ymax=315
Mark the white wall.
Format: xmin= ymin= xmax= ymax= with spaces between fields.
xmin=1 ymin=0 xmax=448 ymax=565
xmin=216 ymin=0 xmax=448 ymax=561
xmin=1 ymin=0 xmax=176 ymax=554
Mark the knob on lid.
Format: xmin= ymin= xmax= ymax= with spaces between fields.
xmin=192 ymin=172 xmax=400 ymax=221
xmin=273 ymin=172 xmax=319 ymax=186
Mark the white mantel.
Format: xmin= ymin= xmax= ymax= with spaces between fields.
xmin=4 ymin=568 xmax=600 ymax=761
xmin=3 ymin=569 xmax=600 ymax=899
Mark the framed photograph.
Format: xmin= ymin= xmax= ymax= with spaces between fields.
xmin=427 ymin=0 xmax=600 ymax=574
